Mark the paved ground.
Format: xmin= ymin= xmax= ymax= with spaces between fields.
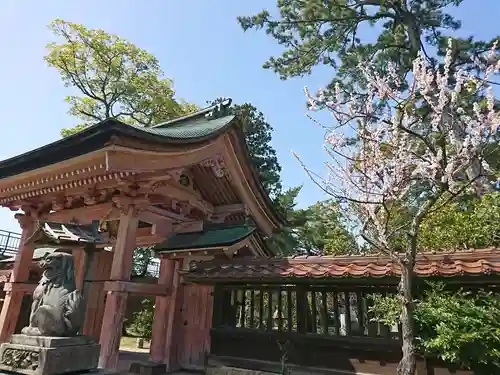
xmin=117 ymin=350 xmax=149 ymax=373
xmin=116 ymin=350 xmax=191 ymax=374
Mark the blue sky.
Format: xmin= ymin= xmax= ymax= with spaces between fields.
xmin=0 ymin=0 xmax=498 ymax=233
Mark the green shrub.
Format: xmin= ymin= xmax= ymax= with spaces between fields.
xmin=369 ymin=284 xmax=500 ymax=374
xmin=129 ymin=299 xmax=154 ymax=340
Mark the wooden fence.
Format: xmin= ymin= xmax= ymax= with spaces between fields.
xmin=210 ymin=283 xmax=470 ymax=375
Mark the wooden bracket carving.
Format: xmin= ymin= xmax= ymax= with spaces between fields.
xmin=115 ymin=176 xmax=140 ymax=197
xmin=83 ymin=192 xmax=97 ymax=206
xmin=19 ymin=201 xmax=41 ymax=215
xmin=64 ymin=196 xmax=74 ymax=209
xmin=51 ymin=196 xmax=66 ymax=212
xmin=167 ymin=168 xmax=185 ymax=182
xmin=208 ymin=204 xmax=246 ymax=223
xmin=178 ymin=202 xmax=192 ymax=216
xmin=112 ymin=195 xmax=150 ymax=217
xmin=200 ymin=155 xmax=229 ymax=178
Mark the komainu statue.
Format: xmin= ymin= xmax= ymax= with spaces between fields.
xmin=21 ymin=252 xmax=83 ymax=337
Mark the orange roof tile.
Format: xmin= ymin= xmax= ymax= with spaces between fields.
xmin=184 ymin=248 xmax=500 ymax=282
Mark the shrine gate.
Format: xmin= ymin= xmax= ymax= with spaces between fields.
xmin=0 ymin=99 xmax=282 ymax=372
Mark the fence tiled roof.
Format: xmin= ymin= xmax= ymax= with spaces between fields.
xmin=184 ymin=248 xmax=500 ymax=282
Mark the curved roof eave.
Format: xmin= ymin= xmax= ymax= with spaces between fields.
xmin=225 ymin=120 xmax=287 ymax=230
xmin=0 ymin=114 xmax=236 ymax=180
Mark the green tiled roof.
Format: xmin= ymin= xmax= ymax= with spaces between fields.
xmin=0 ymin=101 xmax=236 ymax=179
xmin=128 ymin=113 xmax=235 ymax=140
xmin=154 ymin=224 xmax=256 ymax=252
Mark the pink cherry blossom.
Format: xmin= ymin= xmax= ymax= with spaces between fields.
xmin=298 ymin=40 xmax=500 ymax=375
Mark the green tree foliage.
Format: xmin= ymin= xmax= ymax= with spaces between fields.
xmin=297 ymin=200 xmax=358 ymax=255
xmin=209 ymin=99 xmax=283 ymax=198
xmin=235 ymin=103 xmax=283 ymax=198
xmin=129 ymin=299 xmax=154 ymax=340
xmin=370 ymin=284 xmax=500 ymax=375
xmin=269 ymin=187 xmax=357 ymax=255
xmin=386 ymin=192 xmax=500 ymax=252
xmin=131 ymin=247 xmax=154 ymax=277
xmin=419 ymin=192 xmax=500 ymax=251
xmin=45 ymin=19 xmax=197 ymax=136
xmin=267 ymin=186 xmax=307 ymax=255
xmin=238 ymin=0 xmax=498 ymax=94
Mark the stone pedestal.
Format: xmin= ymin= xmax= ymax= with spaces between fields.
xmin=129 ymin=362 xmax=167 ymax=375
xmin=0 ymin=334 xmax=102 ymax=375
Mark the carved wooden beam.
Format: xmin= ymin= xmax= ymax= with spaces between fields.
xmin=104 ymin=141 xmax=223 ymax=173
xmin=41 ymin=196 xmax=168 ymax=225
xmin=139 ymin=210 xmax=173 ymax=229
xmin=213 ymin=204 xmax=246 ymax=215
xmin=173 ymin=220 xmax=203 ymax=233
xmin=146 ymin=205 xmax=188 ymax=222
xmin=135 ymin=227 xmax=167 ymax=247
xmin=40 ymin=202 xmax=118 ymax=224
xmin=0 ymin=151 xmax=108 ymax=193
xmin=211 ymin=204 xmax=247 ymax=222
xmin=146 ymin=181 xmax=214 ymax=215
xmin=0 ymin=171 xmax=134 ymax=206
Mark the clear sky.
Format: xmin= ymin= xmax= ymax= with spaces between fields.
xmin=0 ymin=0 xmax=497 ymax=233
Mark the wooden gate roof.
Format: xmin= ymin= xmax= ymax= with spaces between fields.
xmin=0 ymin=104 xmax=236 ymax=180
xmin=0 ymin=99 xmax=283 ymax=237
xmin=155 ymin=224 xmax=256 ymax=251
xmin=154 ymin=223 xmax=273 ymax=258
xmin=183 ymin=248 xmax=500 ymax=283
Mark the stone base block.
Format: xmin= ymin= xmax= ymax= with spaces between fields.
xmin=129 ymin=362 xmax=167 ymax=375
xmin=0 ymin=334 xmax=100 ymax=375
xmin=9 ymin=334 xmax=96 ymax=348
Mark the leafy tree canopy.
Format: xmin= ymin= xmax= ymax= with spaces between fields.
xmin=384 ymin=192 xmax=500 ymax=252
xmin=129 ymin=299 xmax=154 ymax=340
xmin=131 ymin=247 xmax=154 ymax=277
xmin=418 ymin=192 xmax=500 ymax=251
xmin=210 ymin=99 xmax=283 ymax=198
xmin=235 ymin=103 xmax=283 ymax=198
xmin=298 ymin=200 xmax=358 ymax=255
xmin=45 ymin=19 xmax=197 ymax=136
xmin=269 ymin=187 xmax=358 ymax=255
xmin=238 ymin=0 xmax=498 ymax=94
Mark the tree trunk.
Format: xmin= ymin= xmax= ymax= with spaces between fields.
xmin=397 ymin=262 xmax=417 ymax=375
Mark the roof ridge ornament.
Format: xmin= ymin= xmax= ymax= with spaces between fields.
xmin=205 ymin=98 xmax=232 ymax=120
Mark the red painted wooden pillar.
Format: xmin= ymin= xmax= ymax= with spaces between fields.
xmin=149 ymin=258 xmax=175 ymax=362
xmin=0 ymin=213 xmax=36 ymax=342
xmin=83 ymin=251 xmax=113 ymax=341
xmin=73 ymin=248 xmax=86 ymax=291
xmin=178 ymin=283 xmax=214 ymax=369
xmin=163 ymin=259 xmax=183 ymax=372
xmin=98 ymin=205 xmax=139 ymax=369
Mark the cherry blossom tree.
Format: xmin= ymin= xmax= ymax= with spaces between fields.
xmin=298 ymin=41 xmax=500 ymax=375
